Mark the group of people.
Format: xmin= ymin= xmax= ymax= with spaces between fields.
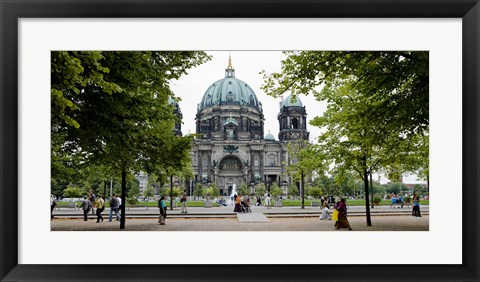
xmin=157 ymin=192 xmax=188 ymax=225
xmin=390 ymin=194 xmax=405 ymax=208
xmin=78 ymin=192 xmax=122 ymax=223
xmin=319 ymin=197 xmax=353 ymax=230
xmin=231 ymin=192 xmax=273 ymax=212
xmin=232 ymin=194 xmax=251 ymax=213
xmin=320 ymin=194 xmax=424 ymax=230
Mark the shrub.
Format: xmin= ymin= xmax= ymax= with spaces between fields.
xmin=270 ymin=183 xmax=282 ymax=198
xmin=62 ymin=185 xmax=85 ymax=198
xmin=308 ymin=187 xmax=322 ymax=199
xmin=255 ymin=182 xmax=266 ymax=196
xmin=373 ymin=195 xmax=382 ymax=206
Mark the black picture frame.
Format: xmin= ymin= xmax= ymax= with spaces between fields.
xmin=1 ymin=0 xmax=478 ymax=281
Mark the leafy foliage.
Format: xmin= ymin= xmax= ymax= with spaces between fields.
xmin=51 ymin=51 xmax=210 ymax=229
xmin=263 ymin=51 xmax=429 ymax=226
xmin=194 ymin=182 xmax=205 ymax=198
xmin=207 ymin=183 xmax=220 ymax=198
xmin=238 ymin=182 xmax=249 ymax=196
xmin=254 ymin=182 xmax=266 ymax=196
xmin=269 ymin=183 xmax=282 ymax=198
xmin=62 ymin=185 xmax=85 ymax=198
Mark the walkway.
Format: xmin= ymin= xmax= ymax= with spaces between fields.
xmin=53 ymin=204 xmax=429 ymax=219
xmin=51 ymin=215 xmax=429 ymax=231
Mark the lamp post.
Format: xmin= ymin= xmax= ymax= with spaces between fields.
xmin=189 ymin=179 xmax=192 ymax=198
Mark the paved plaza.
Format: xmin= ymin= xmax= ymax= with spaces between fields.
xmin=51 ymin=212 xmax=429 ymax=232
xmin=51 ymin=204 xmax=429 ymax=231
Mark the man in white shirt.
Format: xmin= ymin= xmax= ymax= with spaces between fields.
xmin=264 ymin=192 xmax=271 ymax=209
xmin=117 ymin=195 xmax=122 ymax=218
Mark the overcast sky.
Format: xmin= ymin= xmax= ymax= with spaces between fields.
xmin=170 ymin=51 xmax=424 ymax=185
xmin=170 ymin=51 xmax=326 ymax=142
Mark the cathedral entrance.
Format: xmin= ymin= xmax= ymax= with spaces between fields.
xmin=218 ymin=156 xmax=243 ymax=196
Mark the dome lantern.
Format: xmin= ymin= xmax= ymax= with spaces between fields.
xmin=225 ymin=54 xmax=235 ymax=78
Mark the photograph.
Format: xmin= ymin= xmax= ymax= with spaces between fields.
xmin=50 ymin=51 xmax=429 ymax=232
xmin=2 ymin=0 xmax=479 ymax=280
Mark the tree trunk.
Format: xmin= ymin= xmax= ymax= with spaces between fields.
xmin=300 ymin=172 xmax=305 ymax=209
xmin=362 ymin=156 xmax=372 ymax=226
xmin=370 ymin=172 xmax=374 ymax=209
xmin=427 ymin=174 xmax=429 ymax=194
xmin=170 ymin=176 xmax=173 ymax=210
xmin=120 ymin=168 xmax=126 ymax=230
xmin=103 ymin=181 xmax=107 ymax=200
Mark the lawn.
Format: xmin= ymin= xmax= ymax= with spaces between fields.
xmin=56 ymin=199 xmax=428 ymax=208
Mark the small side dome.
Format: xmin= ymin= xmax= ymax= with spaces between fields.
xmin=168 ymin=96 xmax=178 ymax=106
xmin=265 ymin=132 xmax=275 ymax=141
xmin=282 ymin=94 xmax=303 ymax=107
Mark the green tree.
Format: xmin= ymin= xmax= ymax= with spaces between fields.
xmin=194 ymin=182 xmax=205 ymax=199
xmin=143 ymin=185 xmax=155 ymax=201
xmin=207 ymin=183 xmax=220 ymax=198
xmin=288 ymin=183 xmax=299 ymax=198
xmin=263 ymin=51 xmax=429 ymax=226
xmin=269 ymin=183 xmax=282 ymax=198
xmin=62 ymin=185 xmax=85 ymax=198
xmin=385 ymin=182 xmax=404 ymax=195
xmin=308 ymin=187 xmax=322 ymax=199
xmin=51 ymin=51 xmax=210 ymax=229
xmin=286 ymin=140 xmax=324 ymax=209
xmin=262 ymin=51 xmax=428 ymax=136
xmin=255 ymin=182 xmax=266 ymax=196
xmin=238 ymin=182 xmax=249 ymax=196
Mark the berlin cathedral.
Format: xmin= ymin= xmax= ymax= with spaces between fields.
xmin=170 ymin=57 xmax=309 ymax=196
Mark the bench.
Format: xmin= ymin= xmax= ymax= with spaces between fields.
xmin=311 ymin=201 xmax=320 ymax=207
xmin=274 ymin=200 xmax=282 ymax=207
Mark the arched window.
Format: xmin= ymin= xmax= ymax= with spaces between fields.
xmin=292 ymin=118 xmax=299 ymax=129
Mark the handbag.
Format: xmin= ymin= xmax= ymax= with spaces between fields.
xmin=332 ymin=209 xmax=339 ymax=221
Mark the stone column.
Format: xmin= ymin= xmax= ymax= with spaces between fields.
xmin=250 ymin=150 xmax=254 ymax=182
xmin=260 ymin=150 xmax=264 ymax=180
xmin=197 ymin=151 xmax=202 ymax=180
xmin=207 ymin=151 xmax=212 ymax=182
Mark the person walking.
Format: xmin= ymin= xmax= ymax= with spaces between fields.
xmin=95 ymin=195 xmax=105 ymax=223
xmin=80 ymin=196 xmax=90 ymax=221
xmin=117 ymin=194 xmax=123 ymax=218
xmin=88 ymin=190 xmax=96 ymax=215
xmin=50 ymin=194 xmax=57 ymax=220
xmin=109 ymin=194 xmax=120 ymax=222
xmin=412 ymin=194 xmax=422 ymax=217
xmin=158 ymin=196 xmax=167 ymax=225
xmin=320 ymin=198 xmax=331 ymax=220
xmin=181 ymin=192 xmax=188 ymax=214
xmin=264 ymin=192 xmax=271 ymax=209
xmin=333 ymin=198 xmax=352 ymax=230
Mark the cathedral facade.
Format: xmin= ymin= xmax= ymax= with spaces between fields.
xmin=184 ymin=58 xmax=309 ymax=196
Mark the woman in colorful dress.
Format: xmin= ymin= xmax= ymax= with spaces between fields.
xmin=334 ymin=198 xmax=352 ymax=230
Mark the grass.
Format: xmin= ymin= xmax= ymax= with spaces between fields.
xmin=56 ymin=199 xmax=428 ymax=208
xmin=274 ymin=199 xmax=429 ymax=207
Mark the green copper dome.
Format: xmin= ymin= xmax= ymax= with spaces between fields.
xmin=197 ymin=60 xmax=262 ymax=112
xmin=282 ymin=94 xmax=303 ymax=107
xmin=168 ymin=96 xmax=178 ymax=106
xmin=265 ymin=132 xmax=275 ymax=141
